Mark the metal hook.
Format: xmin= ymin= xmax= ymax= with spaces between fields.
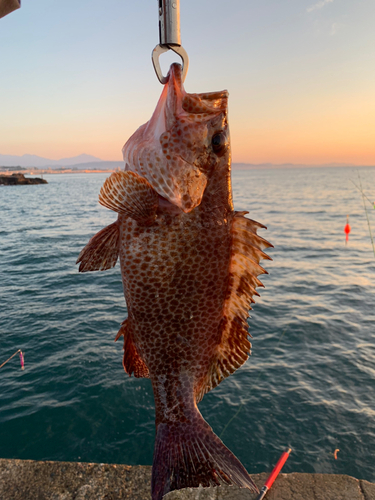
xmin=152 ymin=1 xmax=189 ymax=84
xmin=152 ymin=44 xmax=189 ymax=85
xmin=159 ymin=0 xmax=180 ymax=46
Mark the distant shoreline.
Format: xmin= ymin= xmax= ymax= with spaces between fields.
xmin=0 ymin=168 xmax=121 ymax=175
xmin=0 ymin=164 xmax=374 ymax=176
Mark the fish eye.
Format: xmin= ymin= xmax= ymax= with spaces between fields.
xmin=211 ymin=132 xmax=227 ymax=155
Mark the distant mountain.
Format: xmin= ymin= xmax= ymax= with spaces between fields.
xmin=54 ymin=154 xmax=103 ymax=166
xmin=1 ymin=155 xmax=362 ymax=170
xmin=0 ymin=153 xmax=103 ymax=168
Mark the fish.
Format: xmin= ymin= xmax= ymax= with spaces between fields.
xmin=77 ymin=63 xmax=272 ymax=500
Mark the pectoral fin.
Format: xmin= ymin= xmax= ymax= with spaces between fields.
xmin=76 ymin=221 xmax=119 ymax=272
xmin=99 ymin=171 xmax=159 ymax=225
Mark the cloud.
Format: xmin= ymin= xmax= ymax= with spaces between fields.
xmin=330 ymin=22 xmax=344 ymax=35
xmin=307 ymin=0 xmax=334 ymax=13
xmin=330 ymin=22 xmax=338 ymax=35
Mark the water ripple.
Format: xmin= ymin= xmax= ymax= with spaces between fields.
xmin=0 ymin=168 xmax=374 ymax=480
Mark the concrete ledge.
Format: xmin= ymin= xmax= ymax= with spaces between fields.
xmin=164 ymin=475 xmax=375 ymax=500
xmin=0 ymin=459 xmax=374 ymax=500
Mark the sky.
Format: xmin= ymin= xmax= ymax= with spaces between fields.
xmin=1 ymin=0 xmax=375 ymax=165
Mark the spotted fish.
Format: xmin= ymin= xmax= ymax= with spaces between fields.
xmin=77 ymin=63 xmax=272 ymax=500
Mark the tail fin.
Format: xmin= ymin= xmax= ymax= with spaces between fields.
xmin=151 ymin=412 xmax=259 ymax=500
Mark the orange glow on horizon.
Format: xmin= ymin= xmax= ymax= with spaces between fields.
xmin=1 ymin=87 xmax=375 ymax=166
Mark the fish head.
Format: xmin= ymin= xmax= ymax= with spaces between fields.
xmin=122 ymin=63 xmax=230 ymax=213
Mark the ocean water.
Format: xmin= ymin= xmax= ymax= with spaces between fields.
xmin=1 ymin=167 xmax=374 ymax=482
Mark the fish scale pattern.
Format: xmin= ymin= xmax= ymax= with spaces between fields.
xmin=118 ymin=209 xmax=233 ymax=391
xmin=116 ymin=207 xmax=272 ymax=405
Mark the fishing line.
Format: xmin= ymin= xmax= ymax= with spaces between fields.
xmin=0 ymin=349 xmax=24 ymax=370
xmin=219 ymin=328 xmax=287 ymax=438
xmin=357 ymin=171 xmax=375 ymax=258
xmin=350 ymin=179 xmax=374 ymax=208
xmin=269 ymin=445 xmax=361 ymax=462
xmin=219 ymin=330 xmax=357 ymax=464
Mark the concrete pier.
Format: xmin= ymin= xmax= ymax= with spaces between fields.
xmin=1 ymin=459 xmax=374 ymax=500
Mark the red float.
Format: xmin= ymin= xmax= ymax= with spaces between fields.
xmin=344 ymin=215 xmax=351 ymax=243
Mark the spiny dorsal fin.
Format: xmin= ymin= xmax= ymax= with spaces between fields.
xmin=115 ymin=320 xmax=149 ymax=378
xmin=195 ymin=212 xmax=273 ymax=402
xmin=99 ymin=171 xmax=159 ymax=225
xmin=76 ymin=221 xmax=119 ymax=272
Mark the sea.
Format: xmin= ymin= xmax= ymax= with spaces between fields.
xmin=1 ymin=167 xmax=374 ymax=482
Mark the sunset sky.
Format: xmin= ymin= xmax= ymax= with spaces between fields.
xmin=1 ymin=0 xmax=375 ymax=165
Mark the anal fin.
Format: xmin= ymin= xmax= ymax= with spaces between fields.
xmin=115 ymin=320 xmax=149 ymax=378
xmin=99 ymin=171 xmax=159 ymax=225
xmin=76 ymin=221 xmax=119 ymax=272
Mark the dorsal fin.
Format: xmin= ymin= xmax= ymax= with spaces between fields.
xmin=115 ymin=320 xmax=149 ymax=378
xmin=76 ymin=221 xmax=119 ymax=272
xmin=195 ymin=212 xmax=273 ymax=402
xmin=99 ymin=171 xmax=159 ymax=225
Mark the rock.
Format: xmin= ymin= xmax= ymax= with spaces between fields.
xmin=0 ymin=173 xmax=47 ymax=185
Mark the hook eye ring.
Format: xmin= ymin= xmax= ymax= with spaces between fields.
xmin=152 ymin=44 xmax=189 ymax=85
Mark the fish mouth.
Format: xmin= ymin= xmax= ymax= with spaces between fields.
xmin=122 ymin=63 xmax=228 ymax=213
